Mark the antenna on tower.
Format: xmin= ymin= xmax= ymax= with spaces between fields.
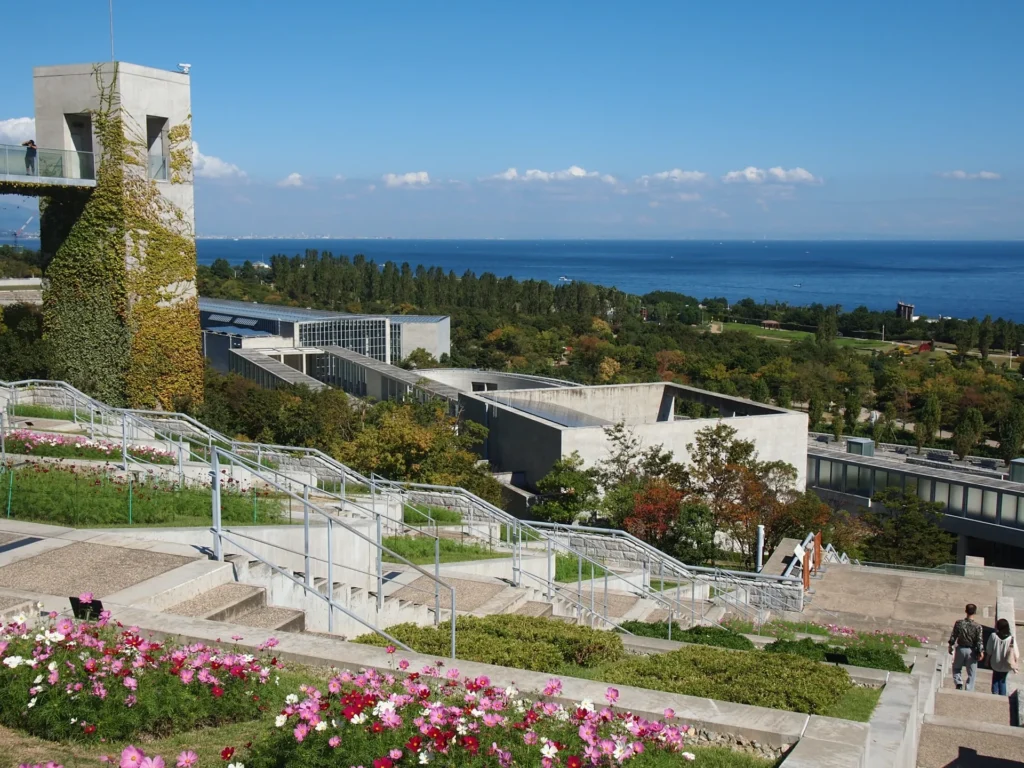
xmin=108 ymin=0 xmax=115 ymax=61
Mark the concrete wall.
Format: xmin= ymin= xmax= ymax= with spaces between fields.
xmin=398 ymin=317 xmax=451 ymax=361
xmin=422 ymin=368 xmax=571 ymax=393
xmin=561 ymin=411 xmax=809 ymax=488
xmin=459 ymin=394 xmax=564 ymax=487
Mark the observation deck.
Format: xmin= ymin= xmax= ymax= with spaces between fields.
xmin=0 ymin=141 xmax=96 ymax=194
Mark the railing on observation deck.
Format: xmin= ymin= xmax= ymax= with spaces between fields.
xmin=1 ymin=142 xmax=95 ymax=182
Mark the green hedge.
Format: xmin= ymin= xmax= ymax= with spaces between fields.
xmin=354 ymin=615 xmax=626 ymax=671
xmin=764 ymin=638 xmax=908 ymax=672
xmin=618 ymin=621 xmax=756 ymax=650
xmin=599 ymin=645 xmax=852 ymax=715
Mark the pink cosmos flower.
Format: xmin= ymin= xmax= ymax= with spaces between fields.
xmin=119 ymin=746 xmax=145 ymax=768
xmin=294 ymin=722 xmax=309 ymax=742
xmin=604 ymin=687 xmax=619 ymax=704
xmin=328 ymin=736 xmax=341 ymax=748
xmin=543 ymin=679 xmax=562 ymax=697
xmin=139 ymin=758 xmax=165 ymax=768
xmin=176 ymin=752 xmax=198 ymax=768
xmin=79 ymin=592 xmax=94 ymax=605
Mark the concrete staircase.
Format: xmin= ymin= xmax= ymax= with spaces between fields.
xmin=168 ymin=581 xmax=305 ymax=632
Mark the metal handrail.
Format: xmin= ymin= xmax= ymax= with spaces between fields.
xmin=211 ymin=447 xmax=457 ymax=657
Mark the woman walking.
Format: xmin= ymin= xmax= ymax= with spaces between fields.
xmin=984 ymin=618 xmax=1019 ymax=696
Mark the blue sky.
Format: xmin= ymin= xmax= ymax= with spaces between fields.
xmin=2 ymin=0 xmax=1022 ymax=238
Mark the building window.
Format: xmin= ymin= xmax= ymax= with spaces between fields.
xmin=147 ymin=116 xmax=169 ymax=180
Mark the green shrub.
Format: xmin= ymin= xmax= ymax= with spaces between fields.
xmin=764 ymin=637 xmax=908 ymax=673
xmin=618 ymin=622 xmax=755 ymax=650
xmin=598 ymin=645 xmax=852 ymax=715
xmin=9 ymin=404 xmax=77 ymax=421
xmin=354 ymin=615 xmax=627 ymax=670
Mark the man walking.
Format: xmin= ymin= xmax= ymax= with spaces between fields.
xmin=948 ymin=603 xmax=985 ymax=691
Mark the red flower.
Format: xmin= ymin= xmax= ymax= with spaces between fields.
xmin=212 ymin=685 xmax=225 ymax=698
xmin=221 ymin=747 xmax=235 ymax=761
xmin=461 ymin=735 xmax=480 ymax=755
xmin=373 ymin=759 xmax=393 ymax=768
xmin=406 ymin=736 xmax=423 ymax=752
xmin=567 ymin=757 xmax=583 ymax=768
xmin=83 ymin=724 xmax=96 ymax=735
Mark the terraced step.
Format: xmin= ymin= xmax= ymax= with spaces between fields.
xmin=234 ymin=605 xmax=306 ymax=632
xmin=168 ymin=583 xmax=266 ymax=621
xmin=514 ymin=601 xmax=554 ymax=618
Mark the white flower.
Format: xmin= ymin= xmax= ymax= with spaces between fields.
xmin=27 ymin=697 xmax=37 ymax=708
xmin=682 ymin=753 xmax=696 ymax=761
xmin=578 ymin=698 xmax=595 ymax=712
xmin=13 ymin=615 xmax=26 ymax=625
xmin=315 ymin=721 xmax=327 ymax=732
xmin=470 ymin=708 xmax=483 ymax=718
xmin=456 ymin=723 xmax=468 ymax=735
xmin=504 ymin=685 xmax=519 ymax=698
xmin=418 ymin=752 xmax=431 ymax=765
xmin=2 ymin=656 xmax=24 ymax=668
xmin=33 ymin=675 xmax=43 ymax=685
xmin=541 ymin=742 xmax=559 ymax=759
xmin=70 ymin=718 xmax=77 ymax=724
xmin=274 ymin=714 xmax=287 ymax=728
xmin=48 ymin=662 xmax=57 ymax=672
xmin=228 ymin=763 xmax=244 ymax=768
xmin=285 ymin=693 xmax=298 ymax=704
xmin=350 ymin=712 xmax=367 ymax=725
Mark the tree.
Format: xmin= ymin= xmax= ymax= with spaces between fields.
xmin=978 ymin=315 xmax=993 ymax=361
xmin=685 ymin=423 xmax=757 ymax=530
xmin=914 ymin=394 xmax=941 ymax=453
xmin=719 ymin=462 xmax=799 ymax=567
xmin=400 ymin=348 xmax=439 ymax=370
xmin=951 ymin=407 xmax=985 ymax=460
xmin=749 ymin=377 xmax=770 ymax=403
xmin=664 ymin=501 xmax=717 ymax=565
xmin=998 ymin=402 xmax=1024 ymax=465
xmin=807 ymin=390 xmax=825 ymax=431
xmin=624 ymin=480 xmax=683 ymax=546
xmin=210 ymin=258 xmax=234 ymax=280
xmin=862 ymin=489 xmax=955 ymax=568
xmin=830 ymin=402 xmax=845 ymax=441
xmin=952 ymin=320 xmax=978 ymax=362
xmin=815 ymin=308 xmax=838 ymax=345
xmin=532 ymin=452 xmax=599 ymax=524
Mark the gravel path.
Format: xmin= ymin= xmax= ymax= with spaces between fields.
xmin=235 ymin=606 xmax=301 ymax=629
xmin=393 ymin=576 xmax=505 ymax=611
xmin=0 ymin=542 xmax=193 ymax=598
xmin=169 ymin=582 xmax=261 ymax=617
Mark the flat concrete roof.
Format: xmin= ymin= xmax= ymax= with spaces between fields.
xmin=200 ymin=298 xmax=447 ymax=325
xmin=230 ymin=348 xmax=326 ymax=390
xmin=320 ymin=346 xmax=462 ymax=401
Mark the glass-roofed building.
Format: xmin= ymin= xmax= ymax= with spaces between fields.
xmin=199 ymin=298 xmax=450 ymax=372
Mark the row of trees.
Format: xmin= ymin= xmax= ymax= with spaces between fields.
xmin=531 ymin=422 xmax=955 ymax=569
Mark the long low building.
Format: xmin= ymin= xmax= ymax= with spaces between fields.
xmin=199 ymin=297 xmax=450 ymax=369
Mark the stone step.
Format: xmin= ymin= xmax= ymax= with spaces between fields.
xmin=167 ymin=582 xmax=266 ymax=621
xmin=234 ymin=605 xmax=306 ymax=633
xmin=514 ymin=600 xmax=554 ymax=618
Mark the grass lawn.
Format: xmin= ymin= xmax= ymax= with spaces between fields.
xmin=8 ymin=404 xmax=77 ymax=421
xmin=822 ymin=685 xmax=883 ymax=722
xmin=554 ymin=552 xmax=610 ymax=582
xmin=402 ymin=504 xmax=463 ymax=526
xmin=721 ymin=322 xmax=897 ymax=352
xmin=381 ymin=535 xmax=507 ymax=564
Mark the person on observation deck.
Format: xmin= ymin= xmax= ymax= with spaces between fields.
xmin=21 ymin=139 xmax=38 ymax=175
xmin=948 ymin=603 xmax=984 ymax=691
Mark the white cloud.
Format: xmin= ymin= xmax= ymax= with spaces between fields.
xmin=278 ymin=172 xmax=305 ymax=188
xmin=490 ymin=165 xmax=617 ymax=184
xmin=768 ymin=166 xmax=820 ymax=184
xmin=939 ymin=170 xmax=1001 ymax=180
xmin=0 ymin=117 xmax=36 ymax=144
xmin=723 ymin=166 xmax=820 ymax=184
xmin=722 ymin=166 xmax=767 ymax=184
xmin=673 ymin=192 xmax=702 ymax=202
xmin=639 ymin=169 xmax=707 ymax=185
xmin=383 ymin=171 xmax=431 ymax=187
xmin=192 ymin=142 xmax=246 ymax=179
xmin=333 ymin=173 xmax=346 ymax=181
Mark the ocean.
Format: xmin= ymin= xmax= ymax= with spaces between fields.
xmin=7 ymin=237 xmax=1024 ymax=321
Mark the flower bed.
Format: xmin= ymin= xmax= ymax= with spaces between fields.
xmin=3 ymin=463 xmax=284 ymax=527
xmin=5 ymin=429 xmax=177 ymax=465
xmin=0 ymin=614 xmax=284 ymax=743
xmin=3 ymin=618 xmax=774 ymax=768
xmin=356 ymin=616 xmax=854 ymax=716
xmin=722 ymin=617 xmax=927 ymax=649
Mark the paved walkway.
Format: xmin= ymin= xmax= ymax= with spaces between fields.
xmin=392 ymin=575 xmax=506 ymax=611
xmin=0 ymin=541 xmax=193 ymax=598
